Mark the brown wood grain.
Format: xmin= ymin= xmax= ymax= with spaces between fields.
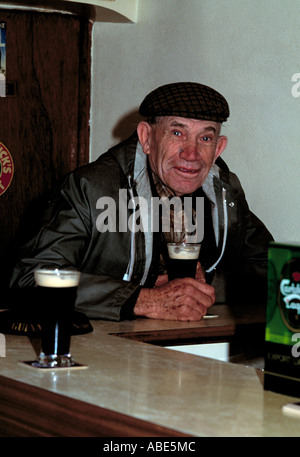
xmin=110 ymin=325 xmax=237 ymax=344
xmin=0 ymin=375 xmax=191 ymax=437
xmin=0 ymin=10 xmax=91 ymax=302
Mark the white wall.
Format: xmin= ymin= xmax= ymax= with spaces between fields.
xmin=90 ymin=0 xmax=300 ymax=242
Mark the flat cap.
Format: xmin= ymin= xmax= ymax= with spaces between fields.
xmin=139 ymin=82 xmax=229 ymax=123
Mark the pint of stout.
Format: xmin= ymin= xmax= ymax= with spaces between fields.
xmin=167 ymin=243 xmax=200 ymax=280
xmin=34 ymin=269 xmax=80 ymax=367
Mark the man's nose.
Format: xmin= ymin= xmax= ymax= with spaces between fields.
xmin=179 ymin=144 xmax=199 ymax=161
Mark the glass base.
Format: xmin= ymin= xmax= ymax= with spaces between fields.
xmin=33 ymin=352 xmax=75 ymax=368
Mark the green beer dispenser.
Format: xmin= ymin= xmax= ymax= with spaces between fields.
xmin=264 ymin=241 xmax=300 ymax=397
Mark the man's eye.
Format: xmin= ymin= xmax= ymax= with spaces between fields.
xmin=202 ymin=136 xmax=211 ymax=142
xmin=172 ymin=130 xmax=182 ymax=137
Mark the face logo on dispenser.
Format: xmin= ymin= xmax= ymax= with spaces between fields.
xmin=292 ymin=271 xmax=300 ymax=282
xmin=279 ymin=259 xmax=300 ymax=332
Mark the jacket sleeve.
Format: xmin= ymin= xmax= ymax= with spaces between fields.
xmin=223 ymin=171 xmax=274 ymax=305
xmin=233 ymin=209 xmax=273 ymax=303
xmin=75 ymin=273 xmax=141 ymax=320
xmin=9 ymin=173 xmax=141 ymax=321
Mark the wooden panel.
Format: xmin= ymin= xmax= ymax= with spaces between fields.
xmin=106 ymin=303 xmax=266 ymax=344
xmin=110 ymin=325 xmax=237 ymax=344
xmin=0 ymin=375 xmax=190 ymax=437
xmin=0 ymin=10 xmax=91 ymax=302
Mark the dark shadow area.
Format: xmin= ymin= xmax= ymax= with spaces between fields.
xmin=112 ymin=107 xmax=143 ymax=143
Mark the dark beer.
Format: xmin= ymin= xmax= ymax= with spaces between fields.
xmin=34 ymin=269 xmax=80 ymax=366
xmin=38 ymin=285 xmax=77 ymax=355
xmin=167 ymin=243 xmax=200 ymax=280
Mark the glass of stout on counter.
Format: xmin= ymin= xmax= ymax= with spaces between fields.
xmin=167 ymin=242 xmax=201 ymax=280
xmin=34 ymin=268 xmax=80 ymax=368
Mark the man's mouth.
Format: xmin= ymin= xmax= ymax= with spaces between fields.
xmin=175 ymin=167 xmax=200 ymax=175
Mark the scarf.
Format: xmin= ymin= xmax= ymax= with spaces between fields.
xmin=150 ymin=170 xmax=197 ymax=244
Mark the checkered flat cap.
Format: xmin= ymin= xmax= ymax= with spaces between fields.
xmin=139 ymin=82 xmax=229 ymax=122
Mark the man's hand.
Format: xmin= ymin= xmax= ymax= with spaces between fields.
xmin=133 ymin=263 xmax=215 ymax=321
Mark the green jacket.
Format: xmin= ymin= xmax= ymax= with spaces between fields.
xmin=10 ymin=133 xmax=273 ymax=320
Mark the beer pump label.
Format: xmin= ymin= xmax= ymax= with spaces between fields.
xmin=279 ymin=258 xmax=300 ymax=333
xmin=0 ymin=142 xmax=14 ymax=196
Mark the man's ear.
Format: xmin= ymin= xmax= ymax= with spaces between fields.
xmin=214 ymin=135 xmax=228 ymax=161
xmin=137 ymin=121 xmax=152 ymax=155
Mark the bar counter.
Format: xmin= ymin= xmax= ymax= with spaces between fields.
xmin=0 ymin=304 xmax=300 ymax=437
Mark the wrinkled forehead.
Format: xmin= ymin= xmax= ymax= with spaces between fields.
xmin=153 ymin=116 xmax=222 ymax=134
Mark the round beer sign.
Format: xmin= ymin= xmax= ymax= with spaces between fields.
xmin=0 ymin=142 xmax=14 ymax=196
xmin=279 ymin=258 xmax=300 ymax=332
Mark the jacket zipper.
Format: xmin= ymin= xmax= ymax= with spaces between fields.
xmin=206 ymin=187 xmax=228 ymax=273
xmin=123 ymin=174 xmax=136 ymax=281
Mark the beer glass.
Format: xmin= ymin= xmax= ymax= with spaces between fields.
xmin=34 ymin=268 xmax=80 ymax=368
xmin=167 ymin=242 xmax=200 ymax=280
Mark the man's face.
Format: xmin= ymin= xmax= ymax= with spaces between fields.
xmin=137 ymin=116 xmax=228 ymax=196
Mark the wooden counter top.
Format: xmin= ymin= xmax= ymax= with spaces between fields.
xmin=0 ymin=304 xmax=299 ymax=437
xmin=93 ymin=303 xmax=266 ymax=343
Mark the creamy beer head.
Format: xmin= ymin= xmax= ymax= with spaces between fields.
xmin=167 ymin=243 xmax=200 ymax=260
xmin=167 ymin=243 xmax=201 ymax=280
xmin=34 ymin=269 xmax=80 ymax=288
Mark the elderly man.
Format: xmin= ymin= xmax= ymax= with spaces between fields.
xmin=10 ymin=82 xmax=273 ymax=321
